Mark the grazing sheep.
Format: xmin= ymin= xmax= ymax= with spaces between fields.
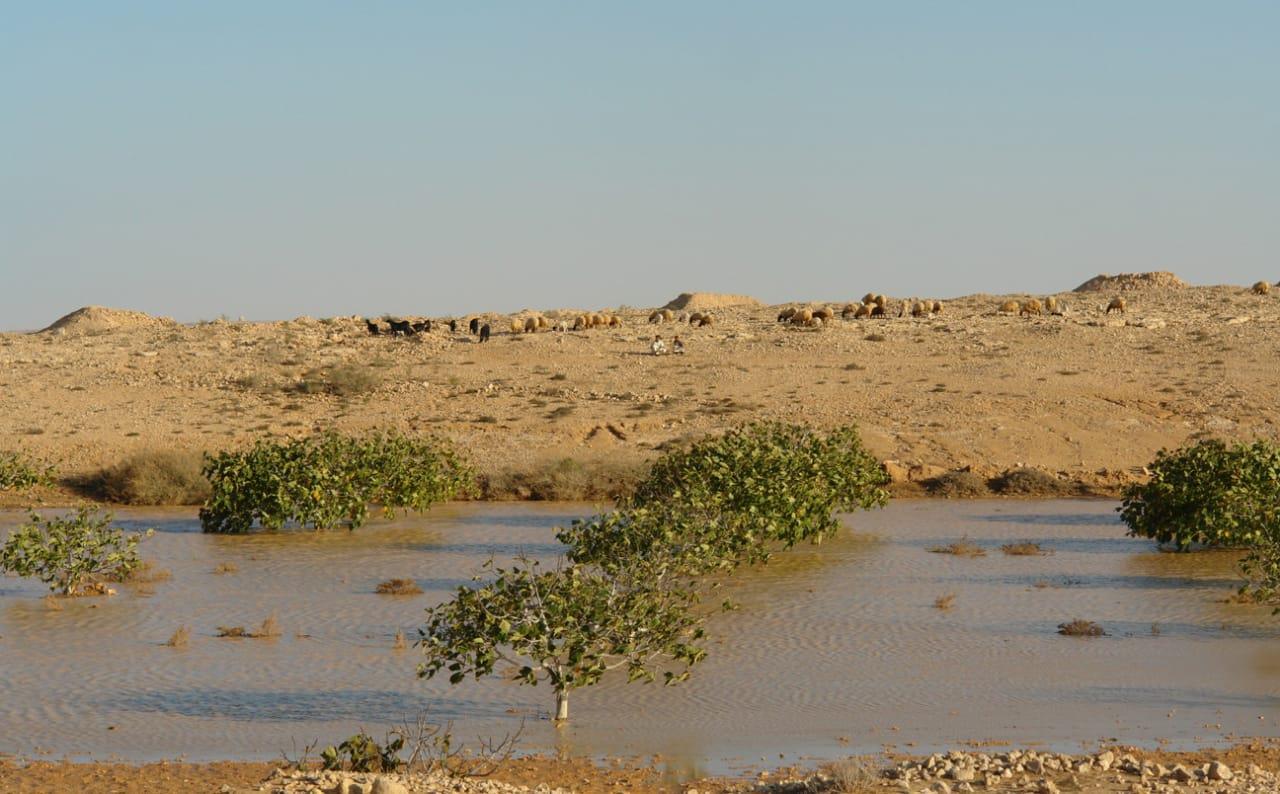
xmin=778 ymin=307 xmax=797 ymax=322
xmin=469 ymin=317 xmax=480 ymax=335
xmin=698 ymin=314 xmax=714 ymax=327
xmin=874 ymin=294 xmax=887 ymax=308
xmin=910 ymin=301 xmax=928 ymax=318
xmin=1252 ymin=280 xmax=1271 ymax=295
xmin=479 ymin=323 xmax=491 ymax=342
xmin=931 ymin=300 xmax=943 ymax=314
xmin=814 ymin=306 xmax=834 ymax=321
xmin=661 ymin=309 xmax=674 ymax=322
xmin=840 ymin=304 xmax=858 ymax=319
xmin=649 ymin=310 xmax=664 ymax=323
xmin=790 ymin=308 xmax=814 ymax=326
xmin=510 ymin=318 xmax=524 ymax=334
xmin=870 ymin=304 xmax=887 ymax=318
xmin=524 ymin=316 xmax=539 ymax=333
xmin=855 ymin=303 xmax=873 ymax=319
xmin=365 ymin=319 xmax=381 ymax=336
xmin=688 ymin=311 xmax=704 ymax=324
xmin=998 ymin=300 xmax=1019 ymax=315
xmin=862 ymin=293 xmax=876 ymax=305
xmin=1106 ymin=297 xmax=1127 ymax=314
xmin=609 ymin=315 xmax=622 ymax=327
xmin=1044 ymin=296 xmax=1058 ymax=314
xmin=1051 ymin=300 xmax=1068 ymax=316
xmin=1020 ymin=299 xmax=1043 ymax=317
xmin=572 ymin=315 xmax=586 ymax=331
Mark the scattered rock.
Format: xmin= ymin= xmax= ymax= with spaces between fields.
xmin=1073 ymin=271 xmax=1188 ymax=292
xmin=1208 ymin=761 xmax=1232 ymax=781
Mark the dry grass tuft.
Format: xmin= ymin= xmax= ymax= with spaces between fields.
xmin=928 ymin=538 xmax=986 ymax=557
xmin=933 ymin=593 xmax=957 ymax=610
xmin=1058 ymin=619 xmax=1106 ymax=637
xmin=217 ymin=614 xmax=281 ymax=639
xmin=376 ymin=578 xmax=423 ymax=596
xmin=90 ymin=449 xmax=210 ymax=505
xmin=393 ymin=630 xmax=407 ymax=650
xmin=166 ymin=626 xmax=191 ymax=648
xmin=213 ymin=562 xmax=238 ymax=575
xmin=292 ymin=364 xmax=382 ymax=397
xmin=1001 ymin=542 xmax=1047 ymax=556
xmin=821 ymin=758 xmax=881 ymax=793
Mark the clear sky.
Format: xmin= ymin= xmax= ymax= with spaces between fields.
xmin=2 ymin=2 xmax=1277 ymax=329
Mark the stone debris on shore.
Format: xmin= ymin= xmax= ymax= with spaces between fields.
xmin=246 ymin=768 xmax=571 ymax=794
xmin=749 ymin=750 xmax=1275 ymax=794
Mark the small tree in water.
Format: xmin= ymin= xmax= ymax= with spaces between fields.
xmin=417 ymin=558 xmax=705 ymax=721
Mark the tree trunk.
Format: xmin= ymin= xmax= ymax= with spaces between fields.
xmin=554 ymin=690 xmax=569 ymax=722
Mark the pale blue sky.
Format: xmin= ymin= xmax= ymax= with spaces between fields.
xmin=2 ymin=2 xmax=1277 ymax=328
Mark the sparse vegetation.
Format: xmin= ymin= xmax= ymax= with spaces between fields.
xmin=90 ymin=449 xmax=210 ymax=505
xmin=213 ymin=562 xmax=238 ymax=575
xmin=321 ymin=731 xmax=404 ymax=773
xmin=821 ymin=758 xmax=881 ymax=793
xmin=1058 ymin=619 xmax=1106 ymax=637
xmin=1001 ymin=542 xmax=1047 ymax=556
xmin=199 ymin=430 xmax=475 ymax=533
xmin=0 ymin=508 xmax=153 ymax=595
xmin=217 ymin=615 xmax=279 ymax=639
xmin=376 ymin=578 xmax=423 ymax=596
xmin=292 ymin=363 xmax=382 ymax=397
xmin=928 ymin=538 xmax=986 ymax=557
xmin=166 ymin=626 xmax=191 ymax=647
xmin=933 ymin=593 xmax=956 ymax=610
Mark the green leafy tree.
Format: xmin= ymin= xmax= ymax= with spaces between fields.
xmin=418 ymin=558 xmax=706 ymax=722
xmin=199 ymin=430 xmax=474 ymax=533
xmin=1120 ymin=439 xmax=1280 ymax=550
xmin=0 ymin=507 xmax=152 ymax=595
xmin=561 ymin=422 xmax=889 ymax=574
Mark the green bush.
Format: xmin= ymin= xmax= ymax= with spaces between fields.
xmin=199 ymin=430 xmax=475 ymax=533
xmin=1119 ymin=439 xmax=1280 ymax=549
xmin=0 ymin=507 xmax=153 ymax=595
xmin=561 ymin=422 xmax=889 ymax=573
xmin=93 ymin=449 xmax=211 ymax=505
xmin=321 ymin=731 xmax=404 ymax=773
xmin=0 ymin=451 xmax=55 ymax=492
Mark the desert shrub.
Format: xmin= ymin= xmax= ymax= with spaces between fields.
xmin=376 ymin=578 xmax=423 ymax=595
xmin=922 ymin=470 xmax=989 ymax=498
xmin=0 ymin=451 xmax=55 ymax=492
xmin=199 ymin=430 xmax=475 ymax=533
xmin=1120 ymin=439 xmax=1280 ymax=549
xmin=928 ymin=538 xmax=986 ymax=557
xmin=321 ymin=731 xmax=404 ymax=773
xmin=933 ymin=593 xmax=956 ymax=610
xmin=292 ymin=364 xmax=382 ymax=397
xmin=0 ymin=507 xmax=153 ymax=595
xmin=93 ymin=449 xmax=210 ymax=505
xmin=1058 ymin=619 xmax=1106 ymax=637
xmin=989 ymin=467 xmax=1074 ymax=496
xmin=1001 ymin=542 xmax=1047 ymax=556
xmin=166 ymin=626 xmax=191 ymax=647
xmin=482 ymin=457 xmax=644 ymax=501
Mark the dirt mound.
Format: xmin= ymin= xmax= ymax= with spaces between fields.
xmin=988 ymin=467 xmax=1080 ymax=497
xmin=662 ymin=292 xmax=762 ymax=311
xmin=41 ymin=306 xmax=175 ymax=335
xmin=1073 ymin=272 xmax=1187 ymax=293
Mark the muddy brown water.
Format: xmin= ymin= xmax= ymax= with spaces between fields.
xmin=1 ymin=500 xmax=1276 ymax=775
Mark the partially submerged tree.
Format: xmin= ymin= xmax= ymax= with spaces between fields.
xmin=1120 ymin=439 xmax=1280 ymax=550
xmin=0 ymin=507 xmax=152 ymax=595
xmin=418 ymin=559 xmax=706 ymax=721
xmin=561 ymin=422 xmax=890 ymax=574
xmin=200 ymin=430 xmax=474 ymax=533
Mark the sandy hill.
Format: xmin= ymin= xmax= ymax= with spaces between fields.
xmin=40 ymin=306 xmax=175 ymax=335
xmin=662 ymin=292 xmax=762 ymax=311
xmin=1073 ymin=272 xmax=1188 ymax=292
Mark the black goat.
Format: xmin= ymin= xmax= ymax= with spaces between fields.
xmin=387 ymin=319 xmax=414 ymax=336
xmin=469 ymin=317 xmax=480 ymax=335
xmin=411 ymin=320 xmax=431 ymax=333
xmin=365 ymin=319 xmax=381 ymax=336
xmin=479 ymin=323 xmax=491 ymax=342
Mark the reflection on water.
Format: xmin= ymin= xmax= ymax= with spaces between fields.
xmin=1 ymin=500 xmax=1277 ymax=772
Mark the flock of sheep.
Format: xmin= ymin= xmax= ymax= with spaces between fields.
xmin=361 ymin=280 xmax=1278 ymax=343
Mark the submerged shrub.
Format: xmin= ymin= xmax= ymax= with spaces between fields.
xmin=0 ymin=507 xmax=152 ymax=595
xmin=561 ymin=422 xmax=889 ymax=574
xmin=199 ymin=430 xmax=475 ymax=533
xmin=1120 ymin=439 xmax=1280 ymax=550
xmin=94 ymin=449 xmax=210 ymax=505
